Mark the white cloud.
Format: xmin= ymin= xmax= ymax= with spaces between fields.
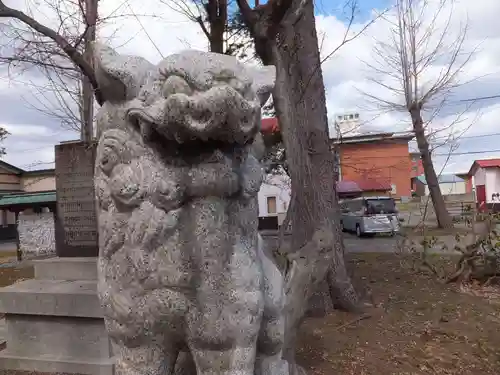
xmin=0 ymin=0 xmax=500 ymax=176
xmin=3 ymin=124 xmax=51 ymax=136
xmin=314 ymin=0 xmax=500 ymax=173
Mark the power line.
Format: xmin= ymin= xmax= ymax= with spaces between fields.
xmin=433 ymin=149 xmax=500 ymax=157
xmin=429 ymin=131 xmax=500 ymax=143
xmin=126 ymin=2 xmax=164 ymax=59
xmin=8 ymin=145 xmax=54 ymax=154
xmin=459 ymin=94 xmax=500 ymax=103
xmin=343 ymin=148 xmax=500 ymax=160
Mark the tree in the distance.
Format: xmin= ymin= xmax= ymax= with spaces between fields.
xmin=364 ymin=0 xmax=474 ymax=228
xmin=0 ymin=0 xmax=132 ymax=141
xmin=0 ymin=128 xmax=9 ymax=157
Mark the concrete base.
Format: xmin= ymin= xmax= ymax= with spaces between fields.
xmin=35 ymin=257 xmax=98 ymax=281
xmin=0 ymin=257 xmax=114 ymax=375
xmin=0 ymin=354 xmax=114 ymax=375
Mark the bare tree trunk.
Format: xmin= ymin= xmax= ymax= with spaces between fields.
xmin=81 ymin=0 xmax=97 ymax=143
xmin=411 ymin=107 xmax=453 ymax=229
xmin=237 ymin=0 xmax=361 ymax=317
xmin=205 ymin=0 xmax=227 ymax=54
xmin=269 ymin=1 xmax=360 ymax=357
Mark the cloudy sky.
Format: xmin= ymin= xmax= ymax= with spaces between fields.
xmin=1 ymin=0 xmax=500 ymax=174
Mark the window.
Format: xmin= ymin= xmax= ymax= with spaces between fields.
xmin=365 ymin=198 xmax=396 ymax=214
xmin=344 ymin=115 xmax=349 ymax=120
xmin=337 ymin=115 xmax=342 ymax=121
xmin=354 ymin=113 xmax=359 ymax=119
xmin=266 ymin=196 xmax=277 ymax=215
xmin=349 ymin=114 xmax=354 ymax=119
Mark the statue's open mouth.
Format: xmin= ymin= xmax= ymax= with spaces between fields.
xmin=127 ymin=83 xmax=261 ymax=146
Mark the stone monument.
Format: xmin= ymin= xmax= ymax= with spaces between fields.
xmin=92 ymin=43 xmax=287 ymax=375
xmin=54 ymin=140 xmax=98 ymax=257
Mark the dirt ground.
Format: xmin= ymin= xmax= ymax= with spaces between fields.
xmin=0 ymin=254 xmax=499 ymax=375
xmin=296 ymin=253 xmax=500 ymax=375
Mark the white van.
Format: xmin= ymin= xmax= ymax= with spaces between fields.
xmin=339 ymin=196 xmax=400 ymax=237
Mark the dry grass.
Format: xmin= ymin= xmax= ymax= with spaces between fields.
xmin=401 ymin=225 xmax=471 ymax=237
xmin=0 ymin=266 xmax=33 ymax=288
xmin=296 ymin=253 xmax=500 ymax=375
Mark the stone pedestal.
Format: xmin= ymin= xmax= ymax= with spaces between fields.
xmin=0 ymin=257 xmax=114 ymax=375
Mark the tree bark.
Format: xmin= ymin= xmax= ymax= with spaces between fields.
xmin=0 ymin=1 xmax=104 ymax=105
xmin=411 ymin=107 xmax=453 ymax=229
xmin=205 ymin=0 xmax=227 ymax=54
xmin=81 ymin=0 xmax=97 ymax=143
xmin=269 ymin=0 xmax=361 ymax=346
xmin=237 ymin=0 xmax=361 ymax=316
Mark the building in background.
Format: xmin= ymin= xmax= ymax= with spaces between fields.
xmin=0 ymin=161 xmax=55 ymax=240
xmin=415 ymin=174 xmax=467 ymax=196
xmin=333 ymin=132 xmax=414 ymax=200
xmin=455 ymin=172 xmax=473 ymax=194
xmin=410 ymin=152 xmax=425 ymax=196
xmin=337 ymin=179 xmax=392 ymax=199
xmin=257 ymin=175 xmax=291 ymax=229
xmin=467 ymin=158 xmax=500 ymax=207
xmin=258 ymin=119 xmax=416 ymax=227
xmin=332 ymin=111 xmax=362 ymax=138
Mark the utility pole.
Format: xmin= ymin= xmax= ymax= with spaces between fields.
xmin=81 ymin=0 xmax=98 ymax=143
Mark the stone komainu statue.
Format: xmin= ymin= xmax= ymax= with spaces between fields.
xmin=92 ymin=43 xmax=287 ymax=375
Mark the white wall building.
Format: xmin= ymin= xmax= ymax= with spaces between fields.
xmin=258 ymin=174 xmax=291 ymax=225
xmin=416 ymin=174 xmax=467 ymax=196
xmin=331 ymin=111 xmax=361 ymax=138
xmin=469 ymin=159 xmax=500 ymax=204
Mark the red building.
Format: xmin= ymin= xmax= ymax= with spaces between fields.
xmin=260 ymin=118 xmax=414 ymax=199
xmin=410 ymin=152 xmax=424 ymax=196
xmin=410 ymin=152 xmax=424 ymax=177
xmin=333 ymin=133 xmax=414 ymax=199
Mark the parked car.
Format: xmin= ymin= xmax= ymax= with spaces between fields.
xmin=339 ymin=196 xmax=400 ymax=237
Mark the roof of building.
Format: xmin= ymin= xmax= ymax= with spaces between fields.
xmin=22 ymin=168 xmax=55 ymax=176
xmin=475 ymin=159 xmax=500 ymax=168
xmin=0 ymin=159 xmax=54 ymax=176
xmin=333 ymin=132 xmax=414 ymax=144
xmin=0 ymin=160 xmax=24 ymax=174
xmin=337 ymin=179 xmax=392 ymax=193
xmin=0 ymin=191 xmax=56 ymax=208
xmin=416 ymin=174 xmax=464 ymax=185
xmin=261 ymin=117 xmax=415 ymax=146
xmin=467 ymin=158 xmax=500 ymax=176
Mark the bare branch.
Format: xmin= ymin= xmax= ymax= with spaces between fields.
xmin=0 ymin=0 xmax=104 ymax=105
xmin=363 ymin=0 xmax=477 ymax=229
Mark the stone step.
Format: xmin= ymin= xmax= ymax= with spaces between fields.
xmin=0 ymin=279 xmax=102 ymax=318
xmin=0 ymin=353 xmax=114 ymax=375
xmin=0 ymin=319 xmax=5 ymax=351
xmin=4 ymin=315 xmax=111 ymax=360
xmin=34 ymin=257 xmax=98 ymax=281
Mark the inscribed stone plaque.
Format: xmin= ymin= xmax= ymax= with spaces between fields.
xmin=18 ymin=212 xmax=56 ymax=259
xmin=54 ymin=141 xmax=98 ymax=257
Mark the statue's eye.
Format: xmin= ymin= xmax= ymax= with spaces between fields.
xmin=163 ymin=75 xmax=192 ymax=98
